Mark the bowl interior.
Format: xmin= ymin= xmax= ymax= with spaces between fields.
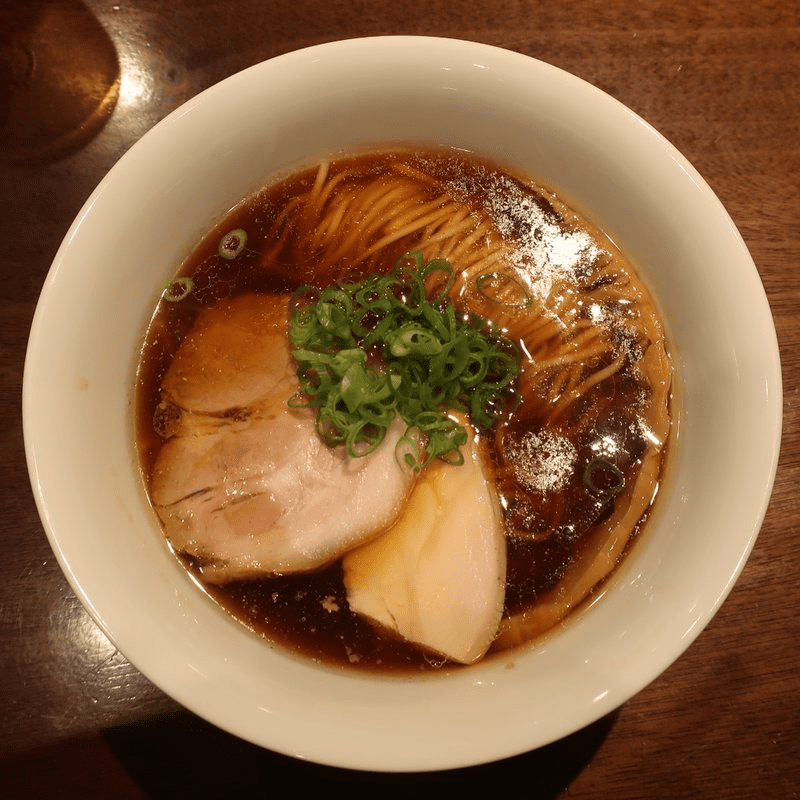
xmin=23 ymin=37 xmax=781 ymax=771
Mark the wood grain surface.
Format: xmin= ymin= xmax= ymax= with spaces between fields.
xmin=1 ymin=1 xmax=797 ymax=797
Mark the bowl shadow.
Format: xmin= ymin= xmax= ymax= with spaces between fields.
xmin=99 ymin=705 xmax=618 ymax=794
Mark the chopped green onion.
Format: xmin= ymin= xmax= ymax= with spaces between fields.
xmin=218 ymin=228 xmax=248 ymax=259
xmin=288 ymin=252 xmax=521 ymax=463
xmin=386 ymin=323 xmax=443 ymax=358
xmin=162 ymin=276 xmax=194 ymax=302
xmin=395 ymin=428 xmax=424 ymax=473
xmin=583 ymin=459 xmax=625 ymax=499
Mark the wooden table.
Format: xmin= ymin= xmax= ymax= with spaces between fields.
xmin=1 ymin=1 xmax=797 ymax=796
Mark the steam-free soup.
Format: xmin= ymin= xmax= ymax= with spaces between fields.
xmin=136 ymin=147 xmax=673 ymax=672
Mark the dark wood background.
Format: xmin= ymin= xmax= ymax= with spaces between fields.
xmin=1 ymin=1 xmax=797 ymax=797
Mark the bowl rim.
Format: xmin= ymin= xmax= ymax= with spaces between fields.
xmin=23 ymin=35 xmax=783 ymax=771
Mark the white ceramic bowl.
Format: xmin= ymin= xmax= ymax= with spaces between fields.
xmin=23 ymin=37 xmax=781 ymax=771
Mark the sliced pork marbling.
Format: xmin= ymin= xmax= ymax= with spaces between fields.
xmin=149 ymin=292 xmax=414 ymax=581
xmin=342 ymin=422 xmax=506 ymax=664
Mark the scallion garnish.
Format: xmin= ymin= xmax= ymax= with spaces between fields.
xmin=583 ymin=459 xmax=625 ymax=499
xmin=162 ymin=276 xmax=194 ymax=302
xmin=288 ymin=252 xmax=521 ymax=468
xmin=218 ymin=228 xmax=248 ymax=259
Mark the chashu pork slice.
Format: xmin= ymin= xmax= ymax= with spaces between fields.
xmin=148 ymin=292 xmax=414 ymax=581
xmin=342 ymin=421 xmax=506 ymax=665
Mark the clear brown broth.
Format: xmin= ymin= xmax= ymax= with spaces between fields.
xmin=136 ymin=147 xmax=670 ymax=673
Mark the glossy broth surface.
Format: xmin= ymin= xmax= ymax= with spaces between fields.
xmin=136 ymin=147 xmax=673 ymax=672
